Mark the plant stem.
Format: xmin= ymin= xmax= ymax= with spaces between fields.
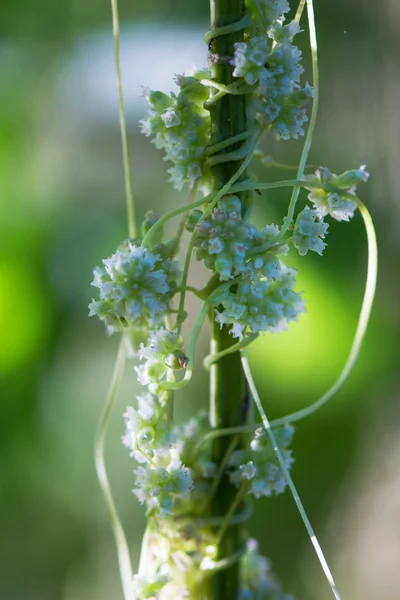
xmin=111 ymin=0 xmax=137 ymax=239
xmin=94 ymin=337 xmax=133 ymax=600
xmin=207 ymin=3 xmax=248 ymax=597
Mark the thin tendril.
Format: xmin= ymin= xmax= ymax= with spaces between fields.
xmin=294 ymin=0 xmax=306 ymax=23
xmin=272 ymin=199 xmax=378 ymax=427
xmin=280 ymin=0 xmax=319 ymax=238
xmin=170 ymin=180 xmax=200 ymax=256
xmin=203 ymin=333 xmax=258 ymax=371
xmin=94 ymin=337 xmax=133 ymax=600
xmin=175 ymin=131 xmax=262 ymax=332
xmin=160 ymin=281 xmax=235 ymax=393
xmin=201 ymin=546 xmax=247 ymax=574
xmin=241 ymin=351 xmax=342 ymax=600
xmin=204 ymin=10 xmax=253 ymax=44
xmin=201 ymin=435 xmax=239 ymax=511
xmin=157 ymin=300 xmax=209 ymax=392
xmin=206 ymin=130 xmax=256 ymax=156
xmin=194 ymin=424 xmax=258 ymax=454
xmin=142 ymin=178 xmax=344 ymax=250
xmin=111 ymin=0 xmax=137 ymax=239
xmin=95 ymin=6 xmax=137 ymax=599
xmin=215 ymin=483 xmax=249 ymax=546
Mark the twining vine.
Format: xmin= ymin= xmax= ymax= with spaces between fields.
xmin=89 ymin=1 xmax=377 ymax=599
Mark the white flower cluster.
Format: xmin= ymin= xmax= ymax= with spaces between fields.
xmin=89 ymin=241 xmax=180 ymax=333
xmin=135 ymin=327 xmax=188 ymax=391
xmin=293 ymin=206 xmax=329 ymax=256
xmin=247 ymin=0 xmax=290 ymax=27
xmin=173 ymin=412 xmax=218 ymax=485
xmin=140 ymin=71 xmax=211 ymax=190
xmin=191 ymin=197 xmax=291 ymax=281
xmin=240 ymin=538 xmax=295 ymax=600
xmin=212 ymin=263 xmax=305 ymax=339
xmin=189 ymin=195 xmax=304 ymax=339
xmin=123 ymin=394 xmax=193 ymax=517
xmin=231 ymin=7 xmax=314 ymax=140
xmin=303 ymin=165 xmax=369 ymax=222
xmin=229 ymin=425 xmax=294 ymax=498
xmin=192 ymin=195 xmax=260 ymax=280
xmin=124 ymin=406 xmax=221 ymax=596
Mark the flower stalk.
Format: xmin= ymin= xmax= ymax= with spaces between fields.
xmin=207 ymin=1 xmax=250 ymax=597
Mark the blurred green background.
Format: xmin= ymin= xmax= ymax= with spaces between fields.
xmin=1 ymin=1 xmax=399 ymax=599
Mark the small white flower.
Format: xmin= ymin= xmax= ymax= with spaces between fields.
xmin=293 ymin=206 xmax=329 ymax=256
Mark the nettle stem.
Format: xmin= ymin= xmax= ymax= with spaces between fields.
xmin=207 ymin=1 xmax=248 ymax=597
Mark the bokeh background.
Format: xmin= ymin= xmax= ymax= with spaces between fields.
xmin=1 ymin=1 xmax=399 ymax=599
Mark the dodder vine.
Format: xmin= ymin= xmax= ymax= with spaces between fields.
xmin=90 ymin=1 xmax=377 ymax=599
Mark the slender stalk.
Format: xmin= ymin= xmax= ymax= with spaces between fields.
xmin=280 ymin=0 xmax=319 ymax=237
xmin=94 ymin=337 xmax=134 ymax=600
xmin=207 ymin=2 xmax=249 ymax=597
xmin=241 ymin=351 xmax=342 ymax=600
xmin=111 ymin=0 xmax=137 ymax=239
xmin=273 ymin=199 xmax=378 ymax=426
xmin=203 ymin=333 xmax=258 ymax=370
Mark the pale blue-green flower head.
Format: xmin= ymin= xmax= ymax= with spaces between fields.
xmin=293 ymin=206 xmax=329 ymax=256
xmin=213 ymin=262 xmax=305 ymax=339
xmin=89 ymin=241 xmax=180 ymax=333
xmin=303 ymin=165 xmax=369 ymax=222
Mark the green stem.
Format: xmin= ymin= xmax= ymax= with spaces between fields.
xmin=94 ymin=337 xmax=133 ymax=600
xmin=171 ymin=180 xmax=200 ymax=257
xmin=205 ymin=3 xmax=250 ymax=595
xmin=294 ymin=0 xmax=306 ymax=23
xmin=142 ymin=177 xmax=348 ymax=250
xmin=241 ymin=350 xmax=342 ymax=600
xmin=203 ymin=333 xmax=258 ymax=370
xmin=201 ymin=434 xmax=240 ymax=511
xmin=215 ymin=483 xmax=248 ymax=547
xmin=272 ymin=199 xmax=378 ymax=426
xmin=175 ymin=134 xmax=259 ymax=334
xmin=111 ymin=0 xmax=137 ymax=239
xmin=280 ymin=0 xmax=319 ymax=238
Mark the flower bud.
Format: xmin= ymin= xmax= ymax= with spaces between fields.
xmin=164 ymin=349 xmax=189 ymax=370
xmin=185 ymin=209 xmax=203 ymax=232
xmin=141 ymin=210 xmax=162 ymax=239
xmin=333 ymin=165 xmax=369 ymax=189
xmin=146 ymin=90 xmax=172 ymax=111
xmin=137 ymin=427 xmax=155 ymax=447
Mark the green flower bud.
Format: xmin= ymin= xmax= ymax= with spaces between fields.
xmin=141 ymin=210 xmax=162 ymax=240
xmin=186 ymin=209 xmax=203 ymax=232
xmin=286 ymin=83 xmax=314 ymax=107
xmin=165 ymin=349 xmax=189 ymax=370
xmin=153 ymin=243 xmax=171 ymax=260
xmin=137 ymin=427 xmax=156 ymax=447
xmin=333 ymin=165 xmax=369 ymax=189
xmin=147 ymin=361 xmax=167 ymax=380
xmin=147 ymin=90 xmax=172 ymax=111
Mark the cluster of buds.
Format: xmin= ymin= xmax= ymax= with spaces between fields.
xmin=231 ymin=7 xmax=314 ymax=140
xmin=212 ymin=264 xmax=305 ymax=339
xmin=88 ymin=241 xmax=180 ymax=333
xmin=229 ymin=425 xmax=295 ymax=498
xmin=123 ymin=391 xmax=193 ymax=518
xmin=140 ymin=71 xmax=211 ymax=190
xmin=293 ymin=206 xmax=329 ymax=256
xmin=190 ymin=195 xmax=259 ymax=280
xmin=240 ymin=538 xmax=295 ymax=600
xmin=304 ymin=165 xmax=369 ymax=221
xmin=135 ymin=327 xmax=188 ymax=391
